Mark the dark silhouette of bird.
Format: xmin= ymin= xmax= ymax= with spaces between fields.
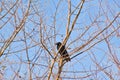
xmin=55 ymin=42 xmax=70 ymax=62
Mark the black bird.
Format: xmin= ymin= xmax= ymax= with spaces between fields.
xmin=55 ymin=42 xmax=70 ymax=62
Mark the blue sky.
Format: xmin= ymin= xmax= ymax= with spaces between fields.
xmin=0 ymin=0 xmax=120 ymax=80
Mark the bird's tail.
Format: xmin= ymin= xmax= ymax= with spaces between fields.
xmin=65 ymin=56 xmax=71 ymax=62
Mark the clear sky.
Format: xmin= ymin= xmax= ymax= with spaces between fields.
xmin=0 ymin=0 xmax=120 ymax=80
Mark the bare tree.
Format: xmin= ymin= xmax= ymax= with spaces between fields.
xmin=0 ymin=0 xmax=120 ymax=80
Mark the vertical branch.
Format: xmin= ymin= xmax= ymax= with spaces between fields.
xmin=53 ymin=0 xmax=61 ymax=43
xmin=56 ymin=58 xmax=64 ymax=80
xmin=66 ymin=0 xmax=71 ymax=35
xmin=48 ymin=59 xmax=56 ymax=80
xmin=23 ymin=28 xmax=32 ymax=80
xmin=55 ymin=1 xmax=85 ymax=80
xmin=63 ymin=0 xmax=85 ymax=45
xmin=39 ymin=19 xmax=55 ymax=80
xmin=39 ymin=19 xmax=54 ymax=59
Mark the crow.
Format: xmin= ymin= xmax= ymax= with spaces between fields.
xmin=55 ymin=42 xmax=70 ymax=62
